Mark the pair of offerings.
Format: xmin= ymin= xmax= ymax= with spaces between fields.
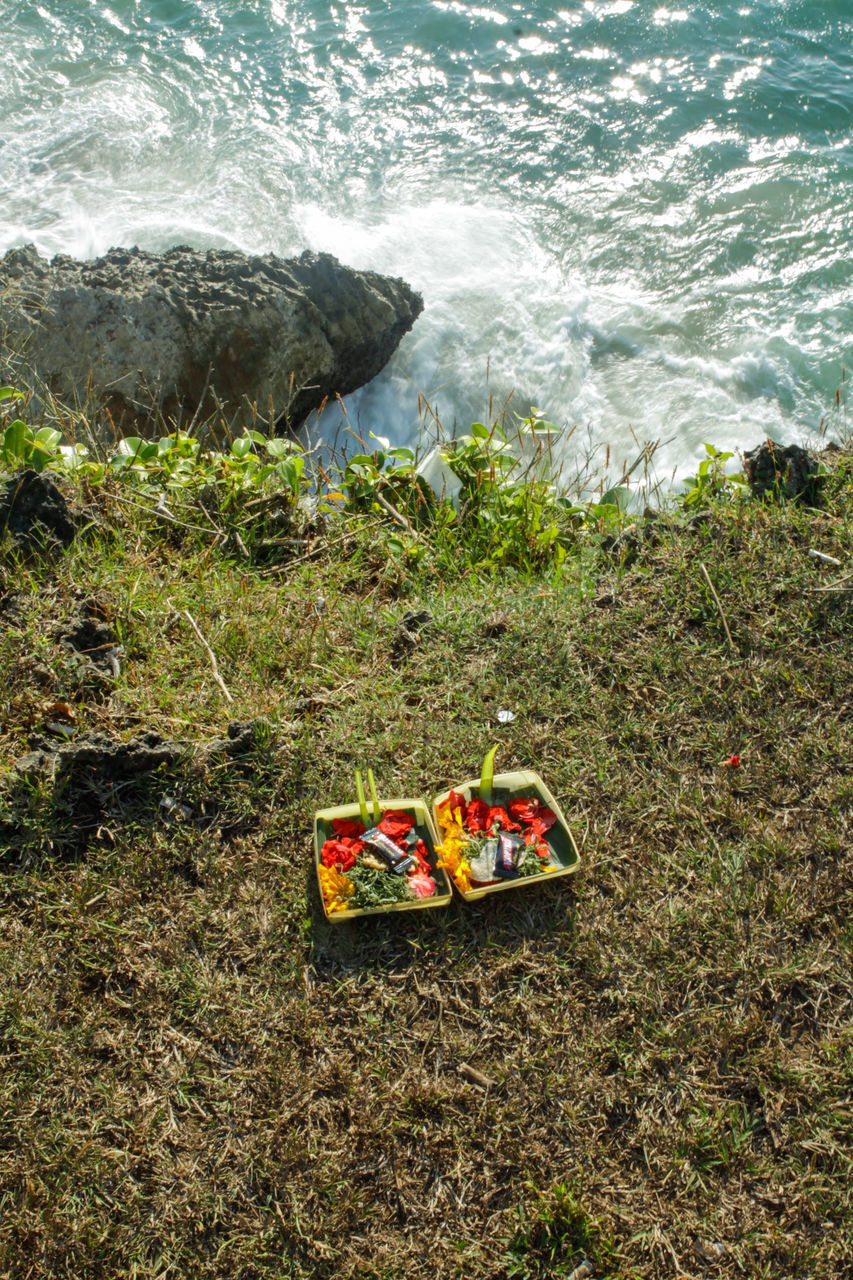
xmin=314 ymin=754 xmax=580 ymax=921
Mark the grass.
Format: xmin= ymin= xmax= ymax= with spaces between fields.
xmin=1 ymin=444 xmax=853 ymax=1278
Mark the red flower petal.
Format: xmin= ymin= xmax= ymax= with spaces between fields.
xmin=488 ymin=805 xmax=520 ymax=831
xmin=508 ymin=798 xmax=556 ymax=833
xmin=466 ymin=798 xmax=492 ymax=833
xmin=507 ymin=798 xmax=537 ymax=823
xmin=332 ymin=817 xmax=365 ymax=839
xmin=530 ymin=809 xmax=557 ymax=836
xmin=447 ymin=790 xmax=468 ymax=821
xmin=413 ymin=838 xmax=431 ymax=874
xmin=321 ymin=839 xmax=354 ymax=870
xmin=378 ymin=810 xmax=414 ymax=840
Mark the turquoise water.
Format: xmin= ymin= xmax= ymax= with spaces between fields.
xmin=1 ymin=1 xmax=851 ymax=479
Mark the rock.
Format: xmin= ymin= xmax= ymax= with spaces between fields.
xmin=744 ymin=441 xmax=822 ymax=503
xmin=0 ymin=470 xmax=78 ymax=548
xmin=55 ymin=598 xmax=119 ymax=670
xmin=601 ymin=523 xmax=641 ymax=565
xmin=0 ymin=243 xmax=424 ymax=431
xmin=11 ymin=748 xmax=53 ymax=781
xmin=684 ymin=508 xmax=713 ymax=530
xmin=206 ymin=717 xmax=273 ymax=758
xmin=52 ymin=729 xmax=186 ymax=781
xmin=391 ymin=609 xmax=433 ymax=665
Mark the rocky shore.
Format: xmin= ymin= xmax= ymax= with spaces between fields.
xmin=0 ymin=243 xmax=423 ymax=431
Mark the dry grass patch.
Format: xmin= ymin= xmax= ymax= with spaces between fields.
xmin=1 ymin=462 xmax=853 ymax=1278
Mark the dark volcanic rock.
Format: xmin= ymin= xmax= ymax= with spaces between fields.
xmin=0 ymin=470 xmax=78 ymax=547
xmin=0 ymin=243 xmax=424 ymax=430
xmin=207 ymin=717 xmax=273 ymax=758
xmin=744 ymin=441 xmax=822 ymax=503
xmin=52 ymin=730 xmax=187 ymax=781
xmin=56 ymin=598 xmax=119 ymax=670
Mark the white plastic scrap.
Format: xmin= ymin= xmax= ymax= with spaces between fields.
xmin=416 ymin=447 xmax=462 ymax=507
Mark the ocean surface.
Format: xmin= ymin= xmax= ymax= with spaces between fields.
xmin=2 ymin=1 xmax=852 ymax=484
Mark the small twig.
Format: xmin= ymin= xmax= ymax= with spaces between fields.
xmin=182 ymin=609 xmax=233 ymax=703
xmin=810 ymin=568 xmax=853 ymax=589
xmin=700 ymin=562 xmax=737 ymax=654
xmin=375 ymin=488 xmax=417 ymax=536
xmin=257 ymin=527 xmax=358 ymax=576
xmin=112 ymin=491 xmax=214 ymax=536
xmin=185 ymin=363 xmax=214 ymax=437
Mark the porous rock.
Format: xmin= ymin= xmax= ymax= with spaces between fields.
xmin=0 ymin=470 xmax=78 ymax=547
xmin=55 ymin=598 xmax=119 ymax=669
xmin=0 ymin=243 xmax=423 ymax=431
xmin=744 ymin=441 xmax=821 ymax=503
xmin=52 ymin=730 xmax=186 ymax=781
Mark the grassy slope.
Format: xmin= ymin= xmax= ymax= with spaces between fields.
xmin=1 ymin=463 xmax=852 ymax=1279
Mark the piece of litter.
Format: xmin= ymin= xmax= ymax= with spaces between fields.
xmin=722 ymin=754 xmax=741 ymax=767
xmin=808 ymin=549 xmax=842 ymax=566
xmin=457 ymin=1062 xmax=494 ymax=1089
xmin=415 ymin=446 xmax=462 ymax=506
xmin=694 ymin=1239 xmax=726 ymax=1263
xmin=46 ymin=722 xmax=76 ymax=739
xmin=160 ymin=795 xmax=193 ymax=821
xmin=497 ymin=709 xmax=515 ymax=724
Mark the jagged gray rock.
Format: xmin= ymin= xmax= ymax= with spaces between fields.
xmin=0 ymin=243 xmax=423 ymax=430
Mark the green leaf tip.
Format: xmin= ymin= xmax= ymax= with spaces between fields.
xmin=355 ymin=770 xmax=370 ymax=827
xmin=367 ymin=768 xmax=381 ymax=823
xmin=480 ymin=745 xmax=498 ymax=805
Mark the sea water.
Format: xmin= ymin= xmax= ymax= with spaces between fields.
xmin=1 ymin=1 xmax=851 ymax=483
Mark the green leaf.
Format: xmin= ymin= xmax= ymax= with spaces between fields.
xmin=123 ymin=437 xmax=157 ymax=463
xmin=355 ymin=770 xmax=370 ymax=827
xmin=275 ymin=457 xmax=303 ymax=492
xmin=479 ymin=745 xmax=498 ymax=806
xmin=470 ymin=422 xmax=491 ymax=440
xmin=367 ymin=768 xmax=381 ymax=823
xmin=230 ymin=435 xmax=254 ymax=459
xmin=3 ymin=420 xmax=29 ymax=461
xmin=34 ymin=427 xmax=61 ymax=450
xmin=0 ymin=387 xmax=22 ymax=403
xmin=600 ymin=486 xmax=631 ymax=509
xmin=29 ymin=441 xmax=56 ymax=473
xmin=265 ymin=437 xmax=293 ymax=459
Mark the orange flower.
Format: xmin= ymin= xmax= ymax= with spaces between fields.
xmin=435 ymin=818 xmax=473 ymax=893
xmin=318 ymin=863 xmax=355 ymax=913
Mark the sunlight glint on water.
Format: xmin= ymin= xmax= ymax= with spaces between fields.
xmin=1 ymin=1 xmax=851 ymax=481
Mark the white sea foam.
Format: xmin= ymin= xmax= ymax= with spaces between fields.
xmin=1 ymin=0 xmax=850 ymax=490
